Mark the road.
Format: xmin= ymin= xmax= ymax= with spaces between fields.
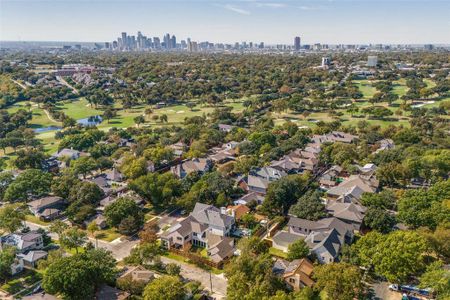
xmin=11 ymin=79 xmax=27 ymax=90
xmin=56 ymin=76 xmax=79 ymax=94
xmin=160 ymin=256 xmax=227 ymax=299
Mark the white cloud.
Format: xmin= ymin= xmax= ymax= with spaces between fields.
xmin=298 ymin=5 xmax=327 ymax=10
xmin=255 ymin=3 xmax=287 ymax=8
xmin=223 ymin=4 xmax=251 ymax=15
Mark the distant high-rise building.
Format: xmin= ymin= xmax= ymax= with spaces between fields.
xmin=153 ymin=37 xmax=161 ymax=49
xmin=367 ymin=56 xmax=378 ymax=67
xmin=171 ymin=35 xmax=176 ymax=49
xmin=321 ymin=57 xmax=331 ymax=68
xmin=121 ymin=32 xmax=127 ymax=49
xmin=294 ymin=36 xmax=301 ymax=51
xmin=164 ymin=33 xmax=171 ymax=49
xmin=424 ymin=44 xmax=434 ymax=50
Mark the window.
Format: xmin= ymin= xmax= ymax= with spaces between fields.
xmin=193 ymin=232 xmax=197 ymax=237
xmin=289 ymin=278 xmax=295 ymax=283
xmin=177 ymin=237 xmax=182 ymax=241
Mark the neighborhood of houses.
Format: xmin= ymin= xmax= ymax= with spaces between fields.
xmin=1 ymin=126 xmax=397 ymax=298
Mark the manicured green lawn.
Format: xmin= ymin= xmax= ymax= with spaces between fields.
xmin=95 ymin=228 xmax=121 ymax=242
xmin=354 ymin=80 xmax=377 ymax=99
xmin=25 ymin=214 xmax=50 ymax=226
xmin=269 ymin=247 xmax=288 ymax=259
xmin=57 ymin=97 xmax=102 ymax=120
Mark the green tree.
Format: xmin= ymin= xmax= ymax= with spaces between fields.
xmin=42 ymin=249 xmax=117 ymax=300
xmin=134 ymin=115 xmax=145 ymax=127
xmin=0 ymin=171 xmax=13 ymax=200
xmin=0 ymin=203 xmax=25 ymax=233
xmin=0 ymin=245 xmax=16 ymax=283
xmin=119 ymin=155 xmax=147 ymax=179
xmin=289 ymin=190 xmax=326 ymax=221
xmin=287 ymin=239 xmax=310 ymax=261
xmin=419 ymin=261 xmax=450 ymax=299
xmin=104 ymin=197 xmax=144 ymax=235
xmin=262 ymin=174 xmax=309 ymax=216
xmin=60 ymin=227 xmax=88 ymax=254
xmin=3 ymin=169 xmax=52 ymax=202
xmin=102 ymin=108 xmax=116 ymax=124
xmin=130 ymin=172 xmax=182 ymax=208
xmin=363 ymin=207 xmax=396 ymax=233
xmin=70 ymin=156 xmax=97 ymax=178
xmin=143 ymin=275 xmax=185 ymax=300
xmin=313 ymin=262 xmax=363 ymax=300
xmin=353 ymin=230 xmax=427 ymax=283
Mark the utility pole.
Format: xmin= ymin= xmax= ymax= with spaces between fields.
xmin=209 ymin=269 xmax=213 ymax=294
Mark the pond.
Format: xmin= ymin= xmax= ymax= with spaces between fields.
xmin=34 ymin=126 xmax=62 ymax=133
xmin=77 ymin=115 xmax=103 ymax=126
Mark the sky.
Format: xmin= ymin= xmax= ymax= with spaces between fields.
xmin=1 ymin=0 xmax=449 ymax=44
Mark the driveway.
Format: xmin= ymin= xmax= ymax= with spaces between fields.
xmin=370 ymin=281 xmax=402 ymax=300
xmin=160 ymin=256 xmax=227 ymax=299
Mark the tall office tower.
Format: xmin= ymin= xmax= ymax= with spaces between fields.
xmin=424 ymin=44 xmax=434 ymax=50
xmin=294 ymin=36 xmax=301 ymax=51
xmin=321 ymin=57 xmax=331 ymax=68
xmin=164 ymin=33 xmax=171 ymax=49
xmin=171 ymin=35 xmax=176 ymax=49
xmin=104 ymin=42 xmax=110 ymax=50
xmin=181 ymin=40 xmax=187 ymax=49
xmin=367 ymin=56 xmax=378 ymax=67
xmin=117 ymin=38 xmax=123 ymax=49
xmin=259 ymin=42 xmax=264 ymax=49
xmin=121 ymin=32 xmax=127 ymax=49
xmin=192 ymin=41 xmax=198 ymax=52
xmin=153 ymin=37 xmax=161 ymax=49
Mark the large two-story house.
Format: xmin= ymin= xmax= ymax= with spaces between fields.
xmin=161 ymin=203 xmax=235 ymax=263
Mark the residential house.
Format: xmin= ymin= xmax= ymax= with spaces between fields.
xmin=10 ymin=257 xmax=24 ymax=275
xmin=375 ymin=138 xmax=394 ymax=153
xmin=252 ymin=166 xmax=287 ymax=181
xmin=28 ymin=196 xmax=65 ymax=221
xmin=105 ymin=168 xmax=124 ymax=183
xmin=218 ymin=124 xmax=234 ymax=133
xmin=18 ymin=250 xmax=48 ymax=268
xmin=89 ymin=175 xmax=111 ymax=195
xmin=234 ymin=191 xmax=265 ymax=206
xmin=270 ymin=157 xmax=301 ymax=174
xmin=238 ymin=175 xmax=270 ymax=195
xmin=169 ymin=141 xmax=187 ymax=158
xmin=96 ymin=285 xmax=129 ymax=300
xmin=319 ymin=165 xmax=344 ymax=189
xmin=119 ymin=266 xmax=157 ymax=284
xmin=312 ymin=131 xmax=358 ymax=144
xmin=160 ymin=203 xmax=235 ymax=262
xmin=170 ymin=158 xmax=212 ymax=179
xmin=207 ymin=234 xmax=235 ymax=263
xmin=52 ymin=148 xmax=82 ymax=160
xmin=326 ymin=202 xmax=366 ymax=232
xmin=326 ymin=175 xmax=378 ymax=204
xmin=273 ymin=258 xmax=315 ymax=291
xmin=226 ymin=204 xmax=250 ymax=221
xmin=272 ymin=216 xmax=353 ymax=264
xmin=0 ymin=231 xmax=44 ymax=253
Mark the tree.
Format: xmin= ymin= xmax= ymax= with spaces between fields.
xmin=104 ymin=197 xmax=144 ymax=234
xmin=262 ymin=174 xmax=309 ymax=216
xmin=51 ymin=172 xmax=81 ymax=198
xmin=60 ymin=227 xmax=88 ymax=254
xmin=124 ymin=241 xmax=161 ymax=266
xmin=289 ymin=190 xmax=326 ymax=221
xmin=42 ymin=249 xmax=117 ymax=300
xmin=0 ymin=246 xmax=16 ymax=283
xmin=313 ymin=262 xmax=363 ymax=300
xmin=363 ymin=207 xmax=396 ymax=233
xmin=13 ymin=148 xmax=47 ymax=170
xmin=166 ymin=263 xmax=181 ymax=276
xmin=353 ymin=230 xmax=427 ymax=283
xmin=0 ymin=203 xmax=25 ymax=233
xmin=360 ymin=190 xmax=396 ymax=210
xmin=119 ymin=155 xmax=147 ymax=179
xmin=134 ymin=115 xmax=145 ymax=127
xmin=139 ymin=221 xmax=159 ymax=244
xmin=159 ymin=114 xmax=168 ymax=123
xmin=102 ymin=108 xmax=116 ymax=124
xmin=3 ymin=169 xmax=52 ymax=202
xmin=143 ymin=275 xmax=185 ymax=300
xmin=419 ymin=224 xmax=450 ymax=262
xmin=287 ymin=239 xmax=309 ymax=261
xmin=130 ymin=172 xmax=182 ymax=208
xmin=186 ymin=102 xmax=196 ymax=111
xmin=419 ymin=261 xmax=450 ymax=299
xmin=70 ymin=156 xmax=97 ymax=178
xmin=62 ymin=117 xmax=77 ymax=128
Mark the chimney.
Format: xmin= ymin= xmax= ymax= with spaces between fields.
xmin=220 ymin=207 xmax=227 ymax=215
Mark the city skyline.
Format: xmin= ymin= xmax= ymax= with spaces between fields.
xmin=1 ymin=0 xmax=450 ymax=44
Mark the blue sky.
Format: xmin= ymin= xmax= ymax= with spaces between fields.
xmin=1 ymin=0 xmax=449 ymax=44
